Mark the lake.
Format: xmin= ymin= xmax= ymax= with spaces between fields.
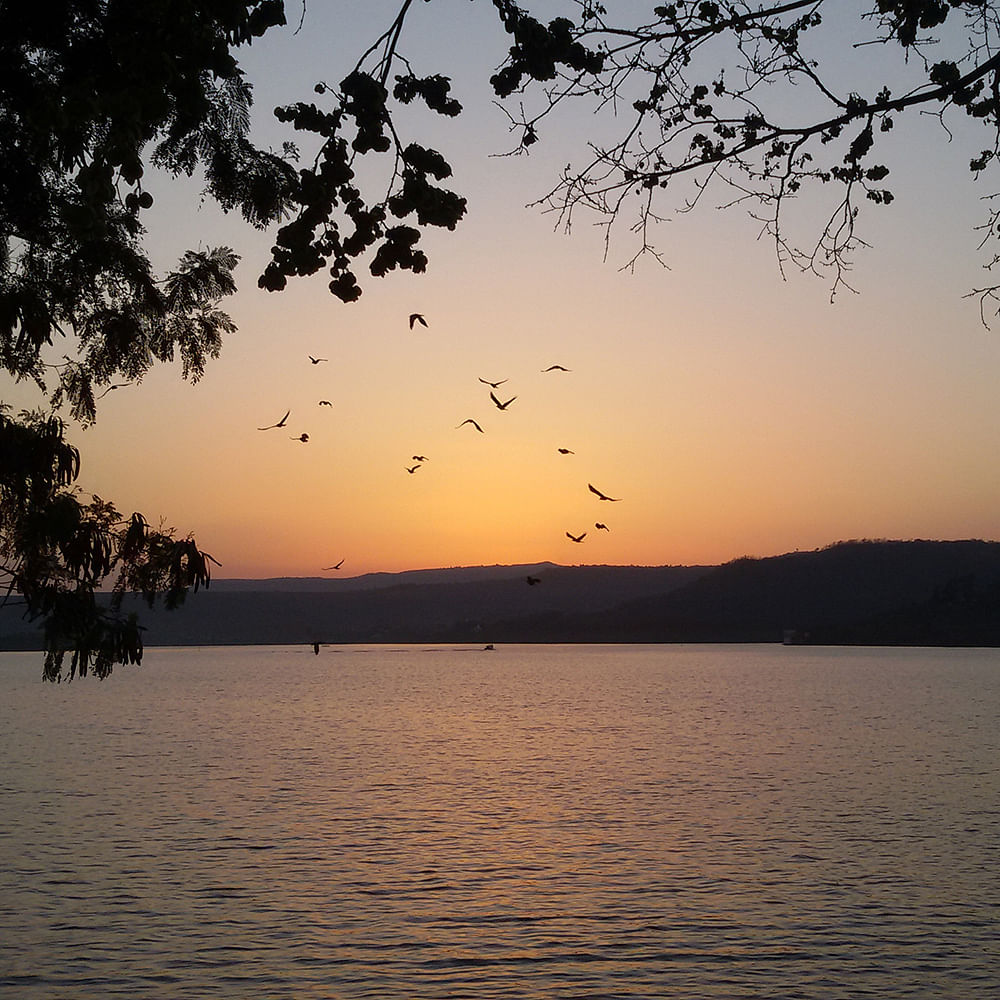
xmin=1 ymin=643 xmax=998 ymax=998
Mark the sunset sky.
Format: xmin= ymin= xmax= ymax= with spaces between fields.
xmin=7 ymin=1 xmax=1000 ymax=579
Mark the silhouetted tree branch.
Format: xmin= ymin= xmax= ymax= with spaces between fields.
xmin=481 ymin=2 xmax=1000 ymax=305
xmin=252 ymin=2 xmax=1000 ymax=311
xmin=1 ymin=2 xmax=285 ymax=677
xmin=0 ymin=408 xmax=217 ymax=680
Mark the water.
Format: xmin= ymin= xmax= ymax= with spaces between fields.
xmin=1 ymin=643 xmax=998 ymax=998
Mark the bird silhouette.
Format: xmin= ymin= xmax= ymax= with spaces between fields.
xmin=409 ymin=313 xmax=427 ymax=329
xmin=96 ymin=382 xmax=132 ymax=399
xmin=323 ymin=558 xmax=345 ymax=570
xmin=479 ymin=377 xmax=508 ymax=388
xmin=406 ymin=464 xmax=421 ymax=474
xmin=258 ymin=409 xmax=290 ymax=430
xmin=542 ymin=364 xmax=571 ymax=372
xmin=489 ymin=390 xmax=517 ymax=410
xmin=566 ymin=531 xmax=587 ymax=543
xmin=588 ymin=483 xmax=621 ymax=502
xmin=308 ymin=356 xmax=328 ymax=364
xmin=412 ymin=455 xmax=428 ymax=462
xmin=557 ymin=447 xmax=574 ymax=455
xmin=457 ymin=418 xmax=484 ymax=432
xmin=319 ymin=400 xmax=332 ymax=406
xmin=291 ymin=433 xmax=309 ymax=442
xmin=595 ymin=522 xmax=610 ymax=531
xmin=526 ymin=575 xmax=541 ymax=586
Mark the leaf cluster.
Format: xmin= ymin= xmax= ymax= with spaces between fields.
xmin=1 ymin=0 xmax=297 ymax=411
xmin=0 ymin=409 xmax=217 ymax=681
xmin=259 ymin=58 xmax=468 ymax=302
xmin=490 ymin=6 xmax=607 ymax=97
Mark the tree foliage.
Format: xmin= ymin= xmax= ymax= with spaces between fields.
xmin=488 ymin=0 xmax=1000 ymax=308
xmin=1 ymin=0 xmax=297 ymax=418
xmin=279 ymin=0 xmax=1000 ymax=307
xmin=1 ymin=1 xmax=290 ymax=678
xmin=0 ymin=408 xmax=217 ymax=680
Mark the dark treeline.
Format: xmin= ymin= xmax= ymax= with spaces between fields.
xmin=2 ymin=540 xmax=1000 ymax=650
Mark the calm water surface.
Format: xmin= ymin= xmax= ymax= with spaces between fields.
xmin=1 ymin=643 xmax=998 ymax=998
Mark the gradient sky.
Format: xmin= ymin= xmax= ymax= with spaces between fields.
xmin=7 ymin=1 xmax=1000 ymax=578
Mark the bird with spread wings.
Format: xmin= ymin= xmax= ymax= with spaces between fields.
xmin=258 ymin=409 xmax=290 ymax=430
xmin=589 ymin=483 xmax=621 ymax=502
xmin=490 ymin=391 xmax=516 ymax=411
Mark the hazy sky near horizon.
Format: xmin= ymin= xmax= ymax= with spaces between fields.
xmin=7 ymin=1 xmax=1000 ymax=578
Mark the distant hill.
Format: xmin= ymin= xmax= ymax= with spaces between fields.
xmin=0 ymin=562 xmax=708 ymax=648
xmin=3 ymin=541 xmax=1000 ymax=649
xmin=207 ymin=562 xmax=564 ymax=593
xmin=537 ymin=539 xmax=1000 ymax=645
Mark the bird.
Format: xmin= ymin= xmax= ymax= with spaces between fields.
xmin=322 ymin=558 xmax=345 ymax=570
xmin=409 ymin=313 xmax=427 ymax=329
xmin=319 ymin=400 xmax=332 ymax=406
xmin=566 ymin=531 xmax=587 ymax=543
xmin=291 ymin=433 xmax=309 ymax=442
xmin=479 ymin=377 xmax=507 ymax=388
xmin=412 ymin=455 xmax=428 ymax=462
xmin=489 ymin=390 xmax=516 ymax=410
xmin=526 ymin=575 xmax=541 ymax=586
xmin=588 ymin=483 xmax=621 ymax=502
xmin=595 ymin=522 xmax=610 ymax=531
xmin=406 ymin=464 xmax=421 ymax=474
xmin=557 ymin=447 xmax=574 ymax=455
xmin=542 ymin=364 xmax=571 ymax=372
xmin=308 ymin=356 xmax=328 ymax=364
xmin=457 ymin=418 xmax=484 ymax=432
xmin=96 ymin=382 xmax=132 ymax=399
xmin=258 ymin=409 xmax=290 ymax=430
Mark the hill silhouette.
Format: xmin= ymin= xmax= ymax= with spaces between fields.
xmin=2 ymin=540 xmax=999 ymax=649
xmin=538 ymin=539 xmax=1000 ymax=644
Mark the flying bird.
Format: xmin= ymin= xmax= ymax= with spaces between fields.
xmin=308 ymin=356 xmax=328 ymax=364
xmin=406 ymin=464 xmax=421 ymax=474
xmin=409 ymin=313 xmax=428 ymax=329
xmin=479 ymin=377 xmax=508 ymax=389
xmin=566 ymin=531 xmax=587 ymax=543
xmin=526 ymin=575 xmax=541 ymax=586
xmin=542 ymin=364 xmax=571 ymax=372
xmin=319 ymin=400 xmax=332 ymax=406
xmin=456 ymin=419 xmax=484 ymax=433
xmin=96 ymin=382 xmax=133 ymax=399
xmin=291 ymin=433 xmax=309 ymax=442
xmin=258 ymin=409 xmax=290 ymax=430
xmin=323 ymin=559 xmax=345 ymax=571
xmin=595 ymin=522 xmax=610 ymax=531
xmin=489 ymin=390 xmax=517 ymax=410
xmin=588 ymin=483 xmax=622 ymax=502
xmin=557 ymin=447 xmax=574 ymax=455
xmin=412 ymin=455 xmax=428 ymax=462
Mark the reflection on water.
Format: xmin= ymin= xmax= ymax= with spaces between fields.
xmin=1 ymin=644 xmax=998 ymax=998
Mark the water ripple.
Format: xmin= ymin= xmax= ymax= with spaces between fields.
xmin=1 ymin=644 xmax=998 ymax=998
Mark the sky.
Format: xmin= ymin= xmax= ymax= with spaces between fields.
xmin=8 ymin=1 xmax=1000 ymax=579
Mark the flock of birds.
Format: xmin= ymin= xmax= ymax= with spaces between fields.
xmin=256 ymin=313 xmax=625 ymax=579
